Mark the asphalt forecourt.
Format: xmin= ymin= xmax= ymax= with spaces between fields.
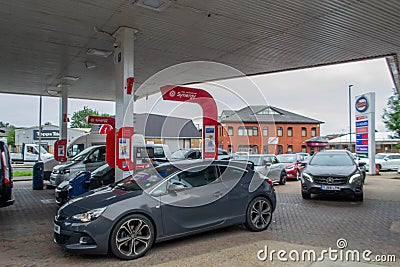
xmin=0 ymin=173 xmax=398 ymax=266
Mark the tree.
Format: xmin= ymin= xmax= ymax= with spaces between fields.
xmin=70 ymin=106 xmax=110 ymax=128
xmin=6 ymin=126 xmax=15 ymax=147
xmin=382 ymin=89 xmax=400 ymax=138
xmin=0 ymin=121 xmax=10 ymax=127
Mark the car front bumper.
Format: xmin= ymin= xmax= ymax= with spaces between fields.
xmin=53 ymin=215 xmax=113 ymax=255
xmin=50 ymin=173 xmax=67 ymax=187
xmin=301 ymin=179 xmax=363 ymax=196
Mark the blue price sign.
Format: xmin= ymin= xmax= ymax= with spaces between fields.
xmin=356 ymin=120 xmax=368 ymax=127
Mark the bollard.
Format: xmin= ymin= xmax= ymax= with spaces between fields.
xmin=32 ymin=161 xmax=44 ymax=190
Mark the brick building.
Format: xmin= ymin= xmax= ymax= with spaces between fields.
xmin=218 ymin=106 xmax=323 ymax=155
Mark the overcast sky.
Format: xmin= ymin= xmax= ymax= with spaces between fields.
xmin=0 ymin=58 xmax=395 ymax=136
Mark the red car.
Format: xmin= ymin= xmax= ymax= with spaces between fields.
xmin=276 ymin=154 xmax=305 ymax=180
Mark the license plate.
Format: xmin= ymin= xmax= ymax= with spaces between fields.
xmin=321 ymin=185 xmax=340 ymax=190
xmin=54 ymin=223 xmax=60 ymax=234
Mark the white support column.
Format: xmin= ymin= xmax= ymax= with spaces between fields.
xmin=59 ymin=85 xmax=69 ymax=140
xmin=114 ymin=27 xmax=136 ymax=180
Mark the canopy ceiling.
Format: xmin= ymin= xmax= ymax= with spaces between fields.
xmin=1 ymin=0 xmax=399 ymax=101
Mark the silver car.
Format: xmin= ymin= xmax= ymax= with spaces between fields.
xmin=50 ymin=145 xmax=106 ymax=187
xmin=246 ymin=154 xmax=287 ymax=185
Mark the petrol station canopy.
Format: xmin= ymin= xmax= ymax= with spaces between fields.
xmin=0 ymin=0 xmax=399 ymax=101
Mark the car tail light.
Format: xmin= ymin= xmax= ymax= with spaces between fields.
xmin=265 ymin=178 xmax=274 ymax=187
xmin=1 ymin=151 xmax=10 ymax=186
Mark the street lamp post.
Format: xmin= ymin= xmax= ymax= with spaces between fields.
xmin=348 ymin=84 xmax=354 ymax=152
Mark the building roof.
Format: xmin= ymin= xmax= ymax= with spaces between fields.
xmin=306 ymin=136 xmax=328 ymax=144
xmin=91 ymin=113 xmax=201 ymax=139
xmin=220 ymin=106 xmax=323 ymax=124
xmin=328 ymin=132 xmax=400 ymax=143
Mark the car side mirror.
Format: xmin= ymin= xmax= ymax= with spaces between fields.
xmin=384 ymin=158 xmax=388 ymax=161
xmin=300 ymin=162 xmax=307 ymax=167
xmin=358 ymin=162 xmax=366 ymax=167
xmin=265 ymin=162 xmax=272 ymax=167
xmin=167 ymin=183 xmax=186 ymax=192
xmin=83 ymin=158 xmax=91 ymax=164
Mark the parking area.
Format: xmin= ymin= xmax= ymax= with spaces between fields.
xmin=1 ymin=173 xmax=399 ymax=266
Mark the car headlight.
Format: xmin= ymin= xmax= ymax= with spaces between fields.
xmin=71 ymin=207 xmax=107 ymax=223
xmin=349 ymin=173 xmax=362 ymax=184
xmin=286 ymin=165 xmax=295 ymax=170
xmin=302 ymin=173 xmax=313 ymax=182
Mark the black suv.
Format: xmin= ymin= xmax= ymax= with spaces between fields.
xmin=300 ymin=150 xmax=365 ymax=201
xmin=0 ymin=140 xmax=14 ymax=207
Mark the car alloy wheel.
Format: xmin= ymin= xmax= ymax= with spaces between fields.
xmin=245 ymin=197 xmax=272 ymax=232
xmin=279 ymin=171 xmax=287 ymax=185
xmin=110 ymin=214 xmax=154 ymax=260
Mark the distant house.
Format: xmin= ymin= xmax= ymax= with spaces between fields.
xmin=219 ymin=106 xmax=323 ymax=154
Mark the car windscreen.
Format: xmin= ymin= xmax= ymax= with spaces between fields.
xmin=91 ymin=164 xmax=112 ymax=177
xmin=72 ymin=146 xmax=97 ymax=161
xmin=115 ymin=165 xmax=179 ymax=191
xmin=153 ymin=147 xmax=165 ymax=158
xmin=309 ymin=154 xmax=354 ymax=166
xmin=375 ymin=154 xmax=386 ymax=159
xmin=248 ymin=156 xmax=262 ymax=166
xmin=171 ymin=149 xmax=189 ymax=159
xmin=277 ymin=155 xmax=296 ymax=163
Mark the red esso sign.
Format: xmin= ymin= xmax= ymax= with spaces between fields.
xmin=355 ymin=96 xmax=368 ymax=113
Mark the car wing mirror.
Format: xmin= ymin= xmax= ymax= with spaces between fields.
xmin=167 ymin=183 xmax=186 ymax=192
xmin=299 ymin=161 xmax=307 ymax=167
xmin=358 ymin=162 xmax=366 ymax=167
xmin=265 ymin=162 xmax=272 ymax=167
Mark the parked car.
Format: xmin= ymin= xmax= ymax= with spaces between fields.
xmin=276 ymin=153 xmax=305 ymax=180
xmin=171 ymin=148 xmax=231 ymax=160
xmin=146 ymin=144 xmax=172 ymax=164
xmin=0 ymin=140 xmax=14 ymax=207
xmin=54 ymin=160 xmax=276 ymax=260
xmin=245 ymin=154 xmax=287 ymax=185
xmin=300 ymin=150 xmax=365 ymax=201
xmin=365 ymin=153 xmax=400 ymax=171
xmin=55 ymin=163 xmax=115 ymax=205
xmin=50 ymin=145 xmax=106 ymax=187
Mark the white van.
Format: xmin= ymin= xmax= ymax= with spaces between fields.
xmin=43 ymin=133 xmax=106 ymax=180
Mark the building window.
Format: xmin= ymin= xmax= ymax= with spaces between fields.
xmin=238 ymin=126 xmax=258 ymax=136
xmin=302 ymin=127 xmax=307 ymax=137
xmin=302 ymin=145 xmax=307 ymax=153
xmin=238 ymin=145 xmax=259 ymax=154
xmin=311 ymin=127 xmax=316 ymax=137
xmin=277 ymin=145 xmax=283 ymax=154
xmin=287 ymin=145 xmax=293 ymax=153
xmin=277 ymin=127 xmax=283 ymax=137
xmin=228 ymin=126 xmax=233 ymax=136
xmin=263 ymin=126 xmax=268 ymax=136
xmin=287 ymin=127 xmax=293 ymax=137
xmin=263 ymin=145 xmax=269 ymax=154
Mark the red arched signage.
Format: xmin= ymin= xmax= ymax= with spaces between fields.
xmin=160 ymin=85 xmax=218 ymax=159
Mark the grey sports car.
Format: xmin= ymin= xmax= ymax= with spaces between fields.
xmin=54 ymin=160 xmax=276 ymax=260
